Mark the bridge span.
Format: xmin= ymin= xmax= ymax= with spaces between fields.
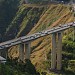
xmin=0 ymin=22 xmax=75 ymax=70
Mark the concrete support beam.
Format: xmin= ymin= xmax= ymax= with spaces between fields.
xmin=24 ymin=42 xmax=31 ymax=59
xmin=19 ymin=44 xmax=24 ymax=61
xmin=51 ymin=33 xmax=57 ymax=70
xmin=57 ymin=32 xmax=62 ymax=70
xmin=73 ymin=27 xmax=75 ymax=41
xmin=19 ymin=42 xmax=31 ymax=62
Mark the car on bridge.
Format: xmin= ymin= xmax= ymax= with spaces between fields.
xmin=34 ymin=32 xmax=41 ymax=38
xmin=68 ymin=22 xmax=73 ymax=26
xmin=0 ymin=56 xmax=6 ymax=64
xmin=5 ymin=43 xmax=11 ymax=47
xmin=0 ymin=45 xmax=5 ymax=49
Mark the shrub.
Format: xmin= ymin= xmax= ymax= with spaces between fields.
xmin=68 ymin=60 xmax=75 ymax=73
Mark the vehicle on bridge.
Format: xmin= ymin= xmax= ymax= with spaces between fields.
xmin=0 ymin=56 xmax=6 ymax=64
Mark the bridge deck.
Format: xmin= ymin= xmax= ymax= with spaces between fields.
xmin=0 ymin=22 xmax=75 ymax=50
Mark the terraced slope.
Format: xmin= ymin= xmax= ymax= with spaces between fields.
xmin=6 ymin=4 xmax=75 ymax=70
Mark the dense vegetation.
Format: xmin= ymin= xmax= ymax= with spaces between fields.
xmin=0 ymin=59 xmax=39 ymax=75
xmin=0 ymin=0 xmax=21 ymax=34
xmin=0 ymin=0 xmax=25 ymax=42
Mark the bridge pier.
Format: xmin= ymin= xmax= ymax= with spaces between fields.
xmin=24 ymin=42 xmax=31 ymax=59
xmin=19 ymin=44 xmax=24 ymax=61
xmin=19 ymin=42 xmax=31 ymax=62
xmin=51 ymin=33 xmax=57 ymax=70
xmin=57 ymin=32 xmax=62 ymax=70
xmin=51 ymin=32 xmax=62 ymax=71
xmin=73 ymin=27 xmax=75 ymax=41
xmin=0 ymin=50 xmax=1 ymax=56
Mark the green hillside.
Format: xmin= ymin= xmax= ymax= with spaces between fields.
xmin=0 ymin=1 xmax=75 ymax=75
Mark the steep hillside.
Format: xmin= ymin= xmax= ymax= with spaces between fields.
xmin=5 ymin=4 xmax=48 ymax=41
xmin=0 ymin=0 xmax=75 ymax=74
xmin=4 ymin=4 xmax=75 ymax=72
xmin=29 ymin=4 xmax=74 ymax=70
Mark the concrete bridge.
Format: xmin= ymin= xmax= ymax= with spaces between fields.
xmin=0 ymin=22 xmax=75 ymax=70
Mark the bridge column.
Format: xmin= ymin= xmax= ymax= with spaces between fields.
xmin=19 ymin=44 xmax=24 ymax=61
xmin=57 ymin=32 xmax=62 ymax=70
xmin=24 ymin=42 xmax=31 ymax=59
xmin=51 ymin=33 xmax=57 ymax=70
xmin=73 ymin=27 xmax=75 ymax=41
xmin=0 ymin=50 xmax=1 ymax=56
